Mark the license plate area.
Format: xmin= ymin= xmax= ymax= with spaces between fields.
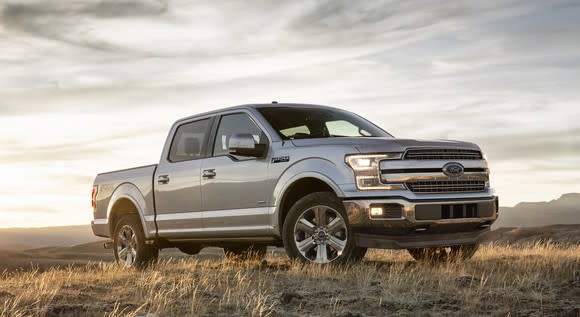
xmin=415 ymin=202 xmax=494 ymax=221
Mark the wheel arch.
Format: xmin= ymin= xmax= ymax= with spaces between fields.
xmin=276 ymin=173 xmax=342 ymax=234
xmin=107 ymin=183 xmax=151 ymax=239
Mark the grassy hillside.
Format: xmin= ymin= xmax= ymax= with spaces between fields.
xmin=1 ymin=224 xmax=578 ymax=273
xmin=482 ymin=224 xmax=580 ymax=246
xmin=0 ymin=244 xmax=578 ymax=317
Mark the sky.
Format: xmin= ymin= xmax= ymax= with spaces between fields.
xmin=1 ymin=0 xmax=579 ymax=228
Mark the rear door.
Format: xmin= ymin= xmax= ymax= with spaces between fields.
xmin=153 ymin=117 xmax=214 ymax=238
xmin=200 ymin=111 xmax=273 ymax=237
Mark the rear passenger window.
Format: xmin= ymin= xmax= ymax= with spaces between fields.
xmin=169 ymin=119 xmax=211 ymax=162
xmin=213 ymin=113 xmax=265 ymax=156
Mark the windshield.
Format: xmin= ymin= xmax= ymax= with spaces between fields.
xmin=257 ymin=107 xmax=392 ymax=140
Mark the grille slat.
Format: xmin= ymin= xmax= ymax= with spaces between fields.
xmin=404 ymin=149 xmax=483 ymax=160
xmin=407 ymin=180 xmax=486 ymax=193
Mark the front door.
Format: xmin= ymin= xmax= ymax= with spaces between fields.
xmin=200 ymin=112 xmax=272 ymax=237
xmin=154 ymin=117 xmax=212 ymax=238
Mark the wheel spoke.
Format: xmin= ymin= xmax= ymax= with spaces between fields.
xmin=123 ymin=228 xmax=131 ymax=239
xmin=326 ymin=217 xmax=344 ymax=234
xmin=119 ymin=233 xmax=128 ymax=244
xmin=328 ymin=236 xmax=346 ymax=253
xmin=297 ymin=236 xmax=316 ymax=253
xmin=125 ymin=250 xmax=133 ymax=267
xmin=296 ymin=218 xmax=316 ymax=234
xmin=118 ymin=247 xmax=129 ymax=257
xmin=315 ymin=244 xmax=329 ymax=263
xmin=313 ymin=207 xmax=327 ymax=226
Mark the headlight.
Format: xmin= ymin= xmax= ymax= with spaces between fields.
xmin=345 ymin=153 xmax=405 ymax=190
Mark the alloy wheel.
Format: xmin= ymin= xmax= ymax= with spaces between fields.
xmin=116 ymin=225 xmax=138 ymax=268
xmin=293 ymin=206 xmax=348 ymax=264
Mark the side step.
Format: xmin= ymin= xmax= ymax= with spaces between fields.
xmin=104 ymin=240 xmax=156 ymax=249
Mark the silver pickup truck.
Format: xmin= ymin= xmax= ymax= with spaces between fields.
xmin=91 ymin=103 xmax=498 ymax=267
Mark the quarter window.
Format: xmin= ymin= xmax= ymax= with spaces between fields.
xmin=168 ymin=119 xmax=211 ymax=162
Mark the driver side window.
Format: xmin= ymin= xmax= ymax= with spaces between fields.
xmin=213 ymin=113 xmax=266 ymax=156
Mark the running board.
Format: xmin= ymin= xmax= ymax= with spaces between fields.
xmin=103 ymin=240 xmax=155 ymax=249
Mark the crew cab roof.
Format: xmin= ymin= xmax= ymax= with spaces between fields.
xmin=174 ymin=103 xmax=340 ymax=124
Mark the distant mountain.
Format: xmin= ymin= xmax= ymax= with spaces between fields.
xmin=0 ymin=225 xmax=102 ymax=250
xmin=494 ymin=193 xmax=580 ymax=229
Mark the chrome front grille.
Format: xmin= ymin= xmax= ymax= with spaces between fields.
xmin=406 ymin=180 xmax=486 ymax=193
xmin=404 ymin=149 xmax=483 ymax=160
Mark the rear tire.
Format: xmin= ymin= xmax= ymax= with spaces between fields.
xmin=407 ymin=244 xmax=478 ymax=262
xmin=282 ymin=192 xmax=367 ymax=265
xmin=223 ymin=245 xmax=267 ymax=261
xmin=113 ymin=214 xmax=158 ymax=268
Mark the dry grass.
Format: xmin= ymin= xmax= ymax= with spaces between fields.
xmin=1 ymin=243 xmax=579 ymax=317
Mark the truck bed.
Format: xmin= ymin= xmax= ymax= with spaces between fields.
xmin=92 ymin=164 xmax=158 ymax=238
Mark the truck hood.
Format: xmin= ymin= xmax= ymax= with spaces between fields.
xmin=290 ymin=137 xmax=480 ymax=153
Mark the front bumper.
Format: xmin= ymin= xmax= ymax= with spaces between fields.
xmin=343 ymin=196 xmax=498 ymax=249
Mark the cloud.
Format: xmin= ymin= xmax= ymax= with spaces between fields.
xmin=2 ymin=0 xmax=167 ymax=19
xmin=4 ymin=206 xmax=62 ymax=214
xmin=1 ymin=0 xmax=168 ymax=52
xmin=0 ymin=124 xmax=165 ymax=164
xmin=1 ymin=0 xmax=580 ymax=223
xmin=477 ymin=129 xmax=580 ymax=161
xmin=0 ymin=143 xmax=105 ymax=163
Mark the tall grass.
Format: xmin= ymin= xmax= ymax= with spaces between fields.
xmin=0 ymin=243 xmax=578 ymax=317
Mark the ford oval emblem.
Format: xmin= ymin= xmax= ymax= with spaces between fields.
xmin=443 ymin=162 xmax=464 ymax=177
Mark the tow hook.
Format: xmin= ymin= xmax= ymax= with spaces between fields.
xmin=414 ymin=227 xmax=429 ymax=233
xmin=103 ymin=241 xmax=113 ymax=249
xmin=478 ymin=221 xmax=492 ymax=229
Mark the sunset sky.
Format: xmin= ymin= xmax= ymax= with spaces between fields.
xmin=1 ymin=0 xmax=579 ymax=227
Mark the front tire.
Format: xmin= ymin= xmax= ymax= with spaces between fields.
xmin=407 ymin=244 xmax=478 ymax=262
xmin=113 ymin=214 xmax=158 ymax=268
xmin=282 ymin=192 xmax=366 ymax=264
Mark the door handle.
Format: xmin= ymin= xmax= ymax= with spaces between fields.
xmin=202 ymin=169 xmax=216 ymax=178
xmin=157 ymin=175 xmax=170 ymax=185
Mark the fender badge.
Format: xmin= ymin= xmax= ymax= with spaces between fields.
xmin=272 ymin=156 xmax=290 ymax=163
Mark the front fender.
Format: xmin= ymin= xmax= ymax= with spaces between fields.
xmin=269 ymin=157 xmax=353 ymax=233
xmin=107 ymin=183 xmax=155 ymax=239
xmin=273 ymin=157 xmax=351 ymax=203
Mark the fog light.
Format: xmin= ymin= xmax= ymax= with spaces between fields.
xmin=370 ymin=207 xmax=384 ymax=217
xmin=369 ymin=204 xmax=404 ymax=219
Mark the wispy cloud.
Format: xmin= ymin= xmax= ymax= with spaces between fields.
xmin=1 ymin=0 xmax=168 ymax=52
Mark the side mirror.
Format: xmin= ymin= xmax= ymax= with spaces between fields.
xmin=228 ymin=134 xmax=267 ymax=157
